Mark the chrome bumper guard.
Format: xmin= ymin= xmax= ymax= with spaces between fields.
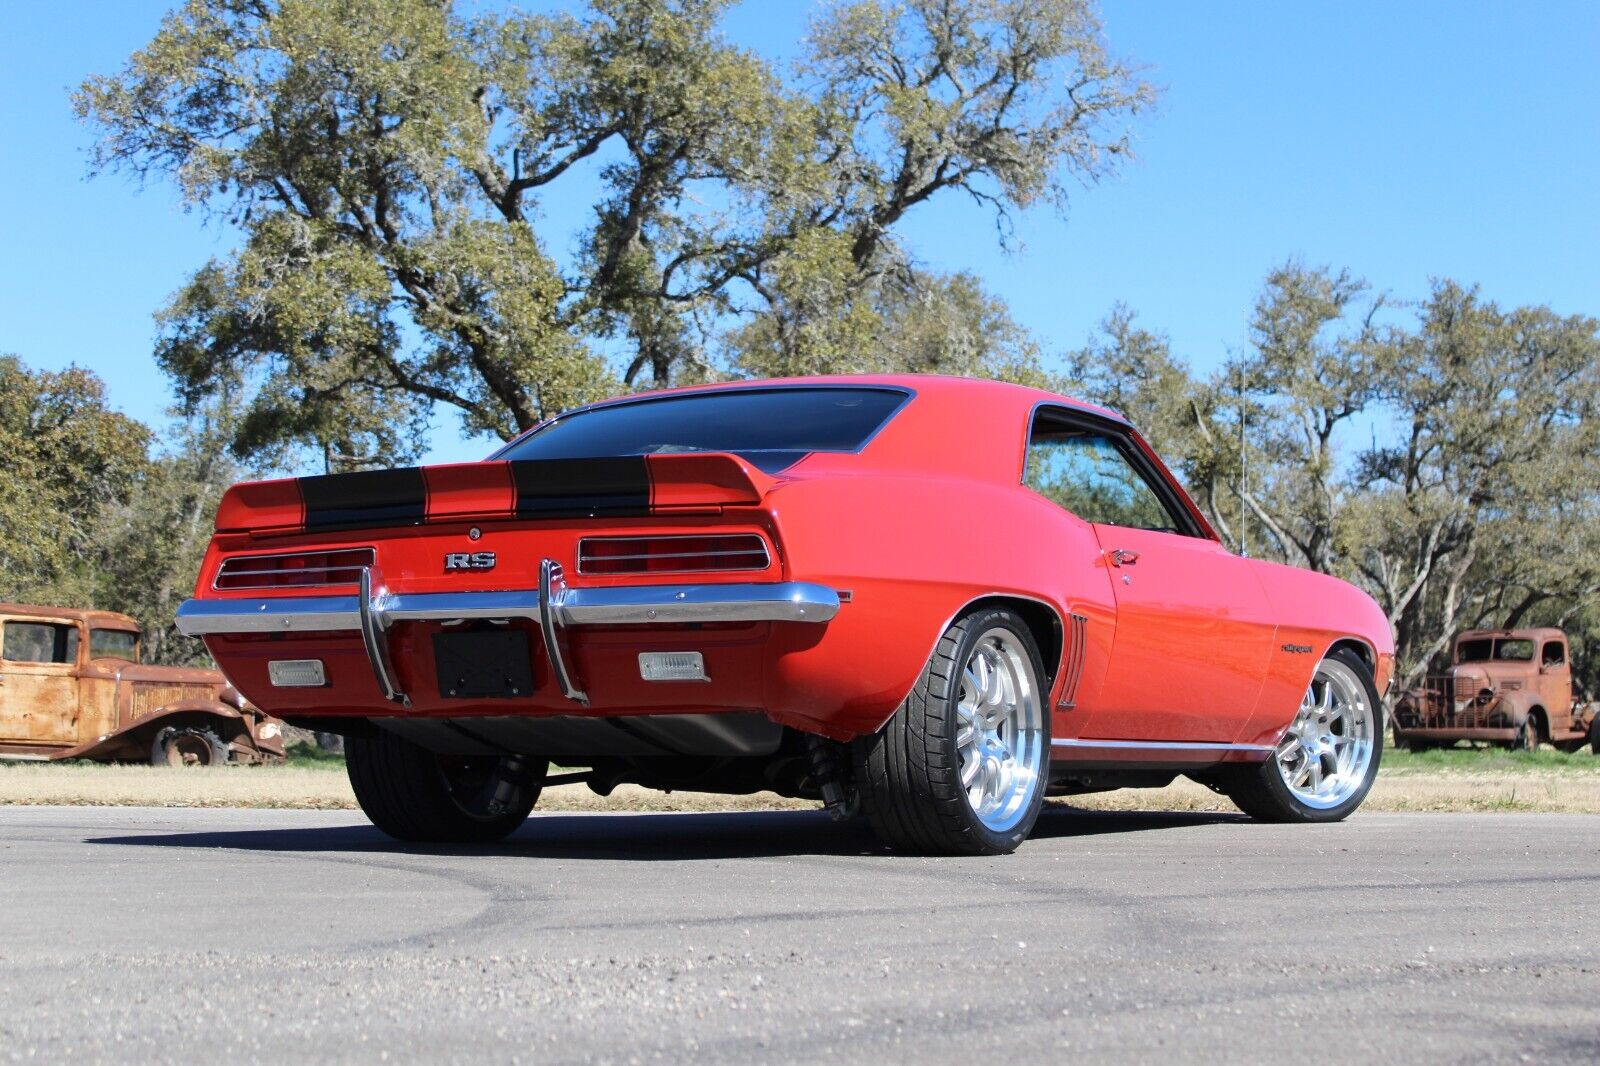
xmin=175 ymin=561 xmax=841 ymax=708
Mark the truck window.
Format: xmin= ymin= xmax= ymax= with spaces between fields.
xmin=1541 ymin=642 xmax=1565 ymax=668
xmin=1495 ymin=639 xmax=1534 ymax=662
xmin=1457 ymin=637 xmax=1536 ymax=663
xmin=2 ymin=621 xmax=80 ymax=665
xmin=89 ymin=629 xmax=140 ymax=662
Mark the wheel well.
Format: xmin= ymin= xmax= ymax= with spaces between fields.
xmin=133 ymin=711 xmax=248 ymax=747
xmin=1527 ymin=706 xmax=1547 ymax=736
xmin=963 ymin=596 xmax=1064 ymax=687
xmin=1327 ymin=638 xmax=1374 ymax=674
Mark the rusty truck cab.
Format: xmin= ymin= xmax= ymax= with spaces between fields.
xmin=0 ymin=605 xmax=136 ymax=754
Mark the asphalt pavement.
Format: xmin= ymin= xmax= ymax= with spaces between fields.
xmin=1 ymin=805 xmax=1596 ymax=1064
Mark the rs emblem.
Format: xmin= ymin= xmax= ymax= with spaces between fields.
xmin=445 ymin=551 xmax=497 ymax=572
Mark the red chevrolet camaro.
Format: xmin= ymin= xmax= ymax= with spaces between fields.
xmin=178 ymin=376 xmax=1394 ymax=854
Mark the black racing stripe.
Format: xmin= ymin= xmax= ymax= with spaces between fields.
xmin=510 ymin=457 xmax=651 ymax=518
xmin=298 ymin=467 xmax=428 ymax=530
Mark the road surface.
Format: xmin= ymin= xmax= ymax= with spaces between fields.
xmin=1 ymin=806 xmax=1596 ymax=1063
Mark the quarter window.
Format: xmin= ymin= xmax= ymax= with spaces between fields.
xmin=2 ymin=621 xmax=80 ymax=665
xmin=1025 ymin=413 xmax=1184 ymax=532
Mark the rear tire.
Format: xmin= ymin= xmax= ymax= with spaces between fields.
xmin=1588 ymin=717 xmax=1599 ymax=757
xmin=151 ymin=726 xmax=230 ymax=767
xmin=346 ymin=730 xmax=544 ymax=843
xmin=1222 ymin=648 xmax=1383 ymax=823
xmin=852 ymin=608 xmax=1050 ymax=856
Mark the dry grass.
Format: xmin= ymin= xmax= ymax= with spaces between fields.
xmin=2 ymin=756 xmax=1598 ymax=814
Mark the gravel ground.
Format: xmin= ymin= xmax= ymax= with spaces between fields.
xmin=1 ymin=805 xmax=1597 ymax=1064
xmin=4 ymin=758 xmax=1599 ymax=812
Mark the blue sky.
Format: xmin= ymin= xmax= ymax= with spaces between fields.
xmin=2 ymin=1 xmax=1596 ymax=467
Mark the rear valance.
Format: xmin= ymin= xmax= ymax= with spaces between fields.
xmin=213 ymin=454 xmax=775 ymax=535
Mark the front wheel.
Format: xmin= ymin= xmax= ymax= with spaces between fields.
xmin=346 ymin=730 xmax=545 ymax=843
xmin=1514 ymin=715 xmax=1541 ymax=753
xmin=852 ymin=608 xmax=1050 ymax=855
xmin=151 ymin=725 xmax=230 ymax=767
xmin=1222 ymin=648 xmax=1382 ymax=823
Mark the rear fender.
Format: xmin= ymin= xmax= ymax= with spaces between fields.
xmin=758 ymin=474 xmax=1107 ymax=738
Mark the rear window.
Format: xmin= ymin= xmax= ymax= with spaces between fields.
xmin=499 ymin=387 xmax=910 ymax=473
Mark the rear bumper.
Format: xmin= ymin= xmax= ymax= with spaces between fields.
xmin=176 ymin=580 xmax=841 ymax=635
xmin=177 ymin=563 xmax=840 ymax=711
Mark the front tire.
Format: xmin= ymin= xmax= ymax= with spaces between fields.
xmin=852 ymin=608 xmax=1050 ymax=855
xmin=151 ymin=725 xmax=230 ymax=767
xmin=1222 ymin=648 xmax=1382 ymax=823
xmin=1514 ymin=714 xmax=1541 ymax=753
xmin=346 ymin=730 xmax=545 ymax=843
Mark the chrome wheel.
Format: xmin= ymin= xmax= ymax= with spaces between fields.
xmin=955 ymin=628 xmax=1046 ymax=833
xmin=1275 ymin=658 xmax=1376 ymax=809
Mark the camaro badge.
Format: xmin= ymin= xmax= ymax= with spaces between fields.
xmin=445 ymin=551 xmax=497 ymax=571
xmin=1281 ymin=643 xmax=1313 ymax=654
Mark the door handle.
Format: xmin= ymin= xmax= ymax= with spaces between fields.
xmin=1109 ymin=549 xmax=1140 ymax=568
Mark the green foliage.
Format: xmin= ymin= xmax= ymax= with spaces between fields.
xmin=0 ymin=356 xmax=152 ymax=606
xmin=77 ymin=0 xmax=1153 ymax=461
xmin=733 ymin=0 xmax=1152 ymax=375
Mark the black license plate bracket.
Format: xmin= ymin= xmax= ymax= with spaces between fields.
xmin=432 ymin=628 xmax=536 ymax=699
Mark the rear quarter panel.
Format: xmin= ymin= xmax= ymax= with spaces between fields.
xmin=760 ymin=471 xmax=1117 ymax=737
xmin=1236 ymin=560 xmax=1396 ymax=746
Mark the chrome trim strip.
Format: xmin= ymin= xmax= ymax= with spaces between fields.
xmin=1051 ymin=739 xmax=1274 ymax=753
xmin=383 ymin=591 xmax=543 ymax=624
xmin=174 ymin=581 xmax=840 ymax=636
xmin=539 ymin=560 xmax=589 ymax=705
xmin=176 ymin=596 xmax=363 ymax=634
xmin=1057 ymin=612 xmax=1088 ymax=709
xmin=358 ymin=569 xmax=409 ymax=707
xmin=559 ymin=583 xmax=838 ymax=625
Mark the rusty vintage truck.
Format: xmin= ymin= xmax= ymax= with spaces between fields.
xmin=0 ymin=603 xmax=284 ymax=766
xmin=1392 ymin=626 xmax=1600 ymax=753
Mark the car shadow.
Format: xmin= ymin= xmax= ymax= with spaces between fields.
xmin=84 ymin=805 xmax=1245 ymax=862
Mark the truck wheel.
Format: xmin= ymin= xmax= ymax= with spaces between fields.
xmin=151 ymin=726 xmax=230 ymax=767
xmin=852 ymin=607 xmax=1050 ymax=856
xmin=1515 ymin=715 xmax=1541 ymax=753
xmin=1589 ymin=717 xmax=1599 ymax=757
xmin=345 ymin=730 xmax=545 ymax=844
xmin=1221 ymin=648 xmax=1383 ymax=823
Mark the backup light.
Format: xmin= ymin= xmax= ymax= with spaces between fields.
xmin=638 ymin=651 xmax=709 ymax=682
xmin=268 ymin=659 xmax=328 ymax=688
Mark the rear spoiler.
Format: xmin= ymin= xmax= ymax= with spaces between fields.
xmin=213 ymin=454 xmax=776 ymax=535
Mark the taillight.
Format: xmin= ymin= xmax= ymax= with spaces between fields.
xmin=577 ymin=535 xmax=770 ymax=576
xmin=214 ymin=548 xmax=376 ymax=590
